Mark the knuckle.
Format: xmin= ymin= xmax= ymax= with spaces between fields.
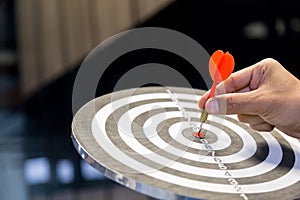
xmin=226 ymin=95 xmax=237 ymax=113
xmin=228 ymin=76 xmax=238 ymax=92
xmin=261 ymin=58 xmax=278 ymax=67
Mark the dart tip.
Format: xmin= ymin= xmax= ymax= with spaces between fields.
xmin=198 ymin=122 xmax=203 ymax=133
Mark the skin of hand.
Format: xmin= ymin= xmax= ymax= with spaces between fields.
xmin=198 ymin=58 xmax=300 ymax=139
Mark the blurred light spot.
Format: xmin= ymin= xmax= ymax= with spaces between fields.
xmin=24 ymin=157 xmax=50 ymax=185
xmin=275 ymin=18 xmax=286 ymax=36
xmin=80 ymin=160 xmax=106 ymax=180
xmin=56 ymin=159 xmax=74 ymax=184
xmin=243 ymin=21 xmax=268 ymax=39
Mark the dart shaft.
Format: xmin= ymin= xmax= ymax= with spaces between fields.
xmin=200 ymin=108 xmax=208 ymax=123
xmin=198 ymin=108 xmax=208 ymax=133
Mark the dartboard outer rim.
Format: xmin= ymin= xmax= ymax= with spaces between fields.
xmin=71 ymin=86 xmax=300 ymax=200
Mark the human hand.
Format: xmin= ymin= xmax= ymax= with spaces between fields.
xmin=198 ymin=58 xmax=300 ymax=139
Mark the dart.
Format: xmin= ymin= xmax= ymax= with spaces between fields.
xmin=195 ymin=50 xmax=235 ymax=138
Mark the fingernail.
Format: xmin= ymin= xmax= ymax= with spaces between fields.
xmin=206 ymin=99 xmax=219 ymax=114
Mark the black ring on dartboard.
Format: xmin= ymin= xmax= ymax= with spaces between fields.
xmin=133 ymin=115 xmax=218 ymax=170
xmin=154 ymin=109 xmax=268 ymax=164
xmin=146 ymin=106 xmax=270 ymax=170
xmin=106 ymin=97 xmax=235 ymax=185
xmin=129 ymin=98 xmax=244 ymax=156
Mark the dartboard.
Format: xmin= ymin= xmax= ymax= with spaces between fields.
xmin=71 ymin=86 xmax=300 ymax=200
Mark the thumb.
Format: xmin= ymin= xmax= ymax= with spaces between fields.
xmin=205 ymin=91 xmax=261 ymax=115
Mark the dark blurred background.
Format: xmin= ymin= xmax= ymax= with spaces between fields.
xmin=1 ymin=0 xmax=300 ymax=199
